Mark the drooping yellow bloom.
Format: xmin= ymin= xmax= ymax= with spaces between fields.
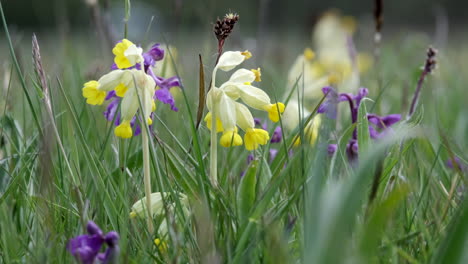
xmin=205 ymin=51 xmax=285 ymax=150
xmin=244 ymin=128 xmax=269 ymax=151
xmin=220 ymin=129 xmax=243 ymax=147
xmin=264 ymin=103 xmax=285 ymax=123
xmin=82 ymin=81 xmax=106 ymax=105
xmin=115 ymin=120 xmax=133 ymax=139
xmin=112 ymin=39 xmax=143 ymax=69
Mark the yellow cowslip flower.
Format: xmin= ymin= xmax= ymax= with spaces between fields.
xmin=205 ymin=51 xmax=285 ymax=150
xmin=82 ymin=81 xmax=106 ymax=105
xmin=82 ymin=69 xmax=155 ymax=139
xmin=112 ymin=39 xmax=143 ymax=69
xmin=293 ymin=114 xmax=322 ymax=147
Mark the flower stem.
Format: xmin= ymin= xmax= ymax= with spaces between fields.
xmin=142 ymin=106 xmax=154 ymax=234
xmin=210 ymin=108 xmax=218 ymax=186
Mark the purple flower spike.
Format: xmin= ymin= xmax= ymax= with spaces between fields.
xmin=270 ymin=126 xmax=282 ymax=143
xmin=68 ymin=235 xmax=104 ymax=264
xmin=68 ymin=221 xmax=120 ymax=264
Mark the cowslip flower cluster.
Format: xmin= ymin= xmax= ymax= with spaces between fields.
xmin=205 ymin=51 xmax=285 ymax=150
xmin=67 ymin=221 xmax=119 ymax=264
xmin=318 ymin=86 xmax=401 ymax=161
xmin=82 ymin=39 xmax=180 ymax=138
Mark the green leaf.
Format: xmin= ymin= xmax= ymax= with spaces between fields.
xmin=237 ymin=160 xmax=257 ymax=223
xmin=431 ymin=196 xmax=468 ymax=264
xmin=358 ymin=98 xmax=371 ymax=157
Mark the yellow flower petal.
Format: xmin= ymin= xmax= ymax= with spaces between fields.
xmin=220 ymin=129 xmax=243 ymax=147
xmin=115 ymin=83 xmax=128 ymax=97
xmin=244 ymin=128 xmax=269 ymax=151
xmin=114 ymin=120 xmax=132 ymax=138
xmin=264 ymin=102 xmax=285 ymax=123
xmin=112 ymin=39 xmax=134 ymax=69
xmin=82 ymin=80 xmax=106 ymax=105
xmin=204 ymin=112 xmax=224 ymax=133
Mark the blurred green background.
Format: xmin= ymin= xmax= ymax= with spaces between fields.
xmin=2 ymin=0 xmax=466 ymax=31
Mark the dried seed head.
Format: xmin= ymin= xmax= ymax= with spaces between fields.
xmin=214 ymin=13 xmax=239 ymax=41
xmin=424 ymin=47 xmax=437 ymax=74
xmin=32 ymin=34 xmax=48 ymax=93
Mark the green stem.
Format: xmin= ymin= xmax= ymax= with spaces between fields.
xmin=210 ymin=108 xmax=218 ymax=186
xmin=139 ymin=60 xmax=153 ymax=233
xmin=142 ymin=118 xmax=153 ymax=233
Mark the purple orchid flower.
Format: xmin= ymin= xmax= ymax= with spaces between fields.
xmin=68 ymin=221 xmax=119 ymax=264
xmin=318 ymin=87 xmax=400 ymax=162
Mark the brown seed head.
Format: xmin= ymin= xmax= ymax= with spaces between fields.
xmin=424 ymin=47 xmax=437 ymax=74
xmin=214 ymin=13 xmax=239 ymax=41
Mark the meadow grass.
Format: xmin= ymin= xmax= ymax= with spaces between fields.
xmin=0 ymin=1 xmax=468 ymax=263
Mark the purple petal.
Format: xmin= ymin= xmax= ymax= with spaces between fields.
xmin=346 ymin=139 xmax=359 ymax=161
xmin=270 ymin=126 xmax=282 ymax=143
xmin=154 ymin=88 xmax=178 ymax=112
xmin=354 ymin=88 xmax=369 ymax=106
xmin=68 ymin=234 xmax=104 ymax=263
xmin=318 ymin=86 xmax=339 ymax=119
xmin=328 ymin=144 xmax=337 ymax=155
xmin=254 ymin=118 xmax=263 ymax=127
xmin=104 ymin=231 xmax=120 ymax=247
xmin=247 ymin=154 xmax=254 ymax=164
xmin=143 ymin=43 xmax=164 ymax=67
xmin=104 ymin=98 xmax=120 ymax=122
xmin=105 ymin=90 xmax=117 ymax=100
xmin=368 ymin=125 xmax=380 ymax=139
xmin=381 ymin=114 xmax=401 ymax=128
xmin=269 ymin=149 xmax=279 ymax=163
xmin=87 ymin=221 xmax=103 ymax=236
